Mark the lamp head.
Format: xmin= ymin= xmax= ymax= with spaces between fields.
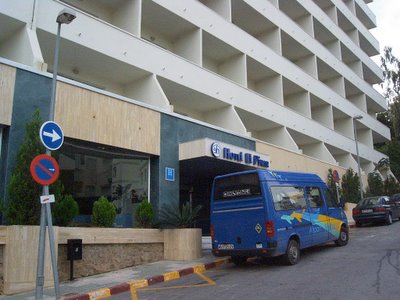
xmin=56 ymin=8 xmax=76 ymax=24
xmin=353 ymin=115 xmax=363 ymax=120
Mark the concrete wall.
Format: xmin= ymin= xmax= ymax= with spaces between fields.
xmin=0 ymin=226 xmax=203 ymax=295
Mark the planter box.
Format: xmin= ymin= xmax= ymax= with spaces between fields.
xmin=163 ymin=228 xmax=202 ymax=260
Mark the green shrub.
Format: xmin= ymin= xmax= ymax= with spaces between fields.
xmin=342 ymin=168 xmax=361 ymax=203
xmin=135 ymin=198 xmax=154 ymax=228
xmin=92 ymin=196 xmax=116 ymax=227
xmin=53 ymin=194 xmax=79 ymax=226
xmin=159 ymin=201 xmax=202 ymax=228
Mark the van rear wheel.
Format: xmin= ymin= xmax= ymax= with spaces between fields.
xmin=282 ymin=239 xmax=300 ymax=265
xmin=231 ymin=256 xmax=247 ymax=266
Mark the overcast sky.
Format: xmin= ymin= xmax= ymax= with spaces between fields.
xmin=368 ymin=0 xmax=400 ymax=60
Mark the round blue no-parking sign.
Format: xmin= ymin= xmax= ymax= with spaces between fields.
xmin=39 ymin=121 xmax=64 ymax=151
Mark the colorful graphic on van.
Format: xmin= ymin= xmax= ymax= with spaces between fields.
xmin=281 ymin=210 xmax=343 ymax=238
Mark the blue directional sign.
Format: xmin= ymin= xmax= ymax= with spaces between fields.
xmin=39 ymin=121 xmax=64 ymax=151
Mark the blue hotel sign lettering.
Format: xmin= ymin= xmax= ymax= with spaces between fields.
xmin=211 ymin=142 xmax=269 ymax=168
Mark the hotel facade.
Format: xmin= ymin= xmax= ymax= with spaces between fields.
xmin=0 ymin=0 xmax=390 ymax=231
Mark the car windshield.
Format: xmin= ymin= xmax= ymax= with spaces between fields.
xmin=359 ymin=197 xmax=381 ymax=206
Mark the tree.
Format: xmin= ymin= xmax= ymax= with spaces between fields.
xmin=5 ymin=110 xmax=46 ymax=224
xmin=341 ymin=168 xmax=361 ymax=203
xmin=4 ymin=110 xmax=71 ymax=225
xmin=327 ymin=168 xmax=341 ymax=202
xmin=381 ymin=46 xmax=400 ymax=102
xmin=384 ymin=175 xmax=400 ymax=196
xmin=367 ymin=172 xmax=383 ymax=196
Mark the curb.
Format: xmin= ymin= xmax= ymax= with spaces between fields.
xmin=61 ymin=257 xmax=231 ymax=300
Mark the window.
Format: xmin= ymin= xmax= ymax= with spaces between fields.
xmin=324 ymin=189 xmax=338 ymax=207
xmin=271 ymin=186 xmax=306 ymax=211
xmin=306 ymin=187 xmax=324 ymax=208
xmin=213 ymin=173 xmax=261 ymax=201
xmin=58 ymin=140 xmax=149 ymax=216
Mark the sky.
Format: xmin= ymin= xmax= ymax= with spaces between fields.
xmin=368 ymin=0 xmax=400 ymax=60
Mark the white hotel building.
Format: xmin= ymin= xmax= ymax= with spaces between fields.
xmin=0 ymin=0 xmax=390 ymax=228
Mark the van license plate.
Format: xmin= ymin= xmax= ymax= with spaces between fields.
xmin=362 ymin=209 xmax=373 ymax=213
xmin=218 ymin=244 xmax=234 ymax=250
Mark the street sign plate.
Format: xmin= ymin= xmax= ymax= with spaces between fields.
xmin=39 ymin=121 xmax=64 ymax=151
xmin=40 ymin=194 xmax=55 ymax=204
xmin=30 ymin=154 xmax=60 ymax=185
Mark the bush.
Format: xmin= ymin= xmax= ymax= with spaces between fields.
xmin=135 ymin=198 xmax=154 ymax=228
xmin=92 ymin=196 xmax=116 ymax=227
xmin=53 ymin=194 xmax=79 ymax=226
xmin=159 ymin=201 xmax=202 ymax=228
xmin=367 ymin=172 xmax=384 ymax=196
xmin=341 ymin=168 xmax=361 ymax=203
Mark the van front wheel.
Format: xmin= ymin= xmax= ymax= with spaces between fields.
xmin=282 ymin=239 xmax=300 ymax=265
xmin=334 ymin=226 xmax=349 ymax=246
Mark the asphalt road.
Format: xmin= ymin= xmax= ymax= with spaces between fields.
xmin=116 ymin=221 xmax=400 ymax=299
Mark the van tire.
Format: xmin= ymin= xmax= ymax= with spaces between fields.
xmin=231 ymin=256 xmax=247 ymax=266
xmin=282 ymin=239 xmax=300 ymax=265
xmin=334 ymin=226 xmax=349 ymax=246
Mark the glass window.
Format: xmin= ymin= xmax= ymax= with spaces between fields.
xmin=58 ymin=141 xmax=149 ymax=218
xmin=306 ymin=187 xmax=324 ymax=208
xmin=270 ymin=186 xmax=306 ymax=211
xmin=324 ymin=189 xmax=337 ymax=207
xmin=213 ymin=173 xmax=261 ymax=201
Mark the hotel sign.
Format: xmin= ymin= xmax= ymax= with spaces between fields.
xmin=210 ymin=141 xmax=269 ymax=169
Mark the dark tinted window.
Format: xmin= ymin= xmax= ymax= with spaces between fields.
xmin=306 ymin=187 xmax=324 ymax=208
xmin=324 ymin=189 xmax=337 ymax=207
xmin=213 ymin=173 xmax=261 ymax=201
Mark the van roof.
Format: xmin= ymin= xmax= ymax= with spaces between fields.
xmin=215 ymin=169 xmax=324 ymax=184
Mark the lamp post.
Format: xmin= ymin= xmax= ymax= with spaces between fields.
xmin=353 ymin=115 xmax=363 ymax=201
xmin=35 ymin=8 xmax=76 ymax=300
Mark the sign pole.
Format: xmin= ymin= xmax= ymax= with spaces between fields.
xmin=35 ymin=202 xmax=47 ymax=300
xmin=45 ymin=200 xmax=61 ymax=297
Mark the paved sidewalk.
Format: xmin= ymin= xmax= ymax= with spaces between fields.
xmin=0 ymin=250 xmax=226 ymax=300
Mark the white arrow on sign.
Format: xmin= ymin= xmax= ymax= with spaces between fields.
xmin=43 ymin=129 xmax=61 ymax=142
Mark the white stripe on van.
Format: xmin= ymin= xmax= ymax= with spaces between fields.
xmin=213 ymin=206 xmax=264 ymax=213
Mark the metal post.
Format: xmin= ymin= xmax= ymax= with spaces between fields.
xmin=353 ymin=116 xmax=364 ymax=200
xmin=46 ymin=202 xmax=60 ymax=298
xmin=35 ymin=21 xmax=62 ymax=300
xmin=35 ymin=203 xmax=47 ymax=300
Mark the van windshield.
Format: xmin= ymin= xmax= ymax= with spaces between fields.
xmin=213 ymin=173 xmax=261 ymax=201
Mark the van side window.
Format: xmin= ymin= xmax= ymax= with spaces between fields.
xmin=306 ymin=187 xmax=324 ymax=208
xmin=324 ymin=189 xmax=337 ymax=207
xmin=270 ymin=186 xmax=307 ymax=211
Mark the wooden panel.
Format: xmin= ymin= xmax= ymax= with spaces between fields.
xmin=55 ymin=82 xmax=160 ymax=155
xmin=0 ymin=64 xmax=16 ymax=125
xmin=58 ymin=227 xmax=164 ymax=244
xmin=3 ymin=226 xmax=57 ymax=294
xmin=164 ymin=228 xmax=202 ymax=261
xmin=0 ymin=226 xmax=7 ymax=244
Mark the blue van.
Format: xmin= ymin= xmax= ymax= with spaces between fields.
xmin=210 ymin=170 xmax=349 ymax=265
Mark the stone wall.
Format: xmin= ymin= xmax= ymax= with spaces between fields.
xmin=58 ymin=243 xmax=163 ymax=281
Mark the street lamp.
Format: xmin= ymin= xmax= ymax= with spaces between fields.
xmin=353 ymin=115 xmax=363 ymax=201
xmin=35 ymin=8 xmax=76 ymax=300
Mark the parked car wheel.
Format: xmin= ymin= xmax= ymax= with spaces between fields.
xmin=282 ymin=239 xmax=300 ymax=265
xmin=386 ymin=213 xmax=393 ymax=225
xmin=335 ymin=226 xmax=349 ymax=246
